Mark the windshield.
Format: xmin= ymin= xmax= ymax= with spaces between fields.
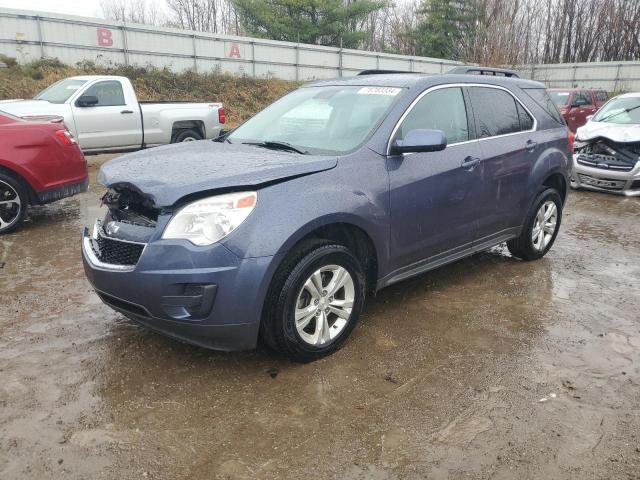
xmin=549 ymin=91 xmax=570 ymax=107
xmin=593 ymin=96 xmax=640 ymax=124
xmin=34 ymin=79 xmax=87 ymax=104
xmin=228 ymin=85 xmax=403 ymax=155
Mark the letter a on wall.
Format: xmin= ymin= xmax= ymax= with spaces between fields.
xmin=97 ymin=28 xmax=114 ymax=47
xmin=228 ymin=43 xmax=241 ymax=58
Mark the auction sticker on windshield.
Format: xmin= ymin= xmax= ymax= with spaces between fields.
xmin=357 ymin=87 xmax=402 ymax=96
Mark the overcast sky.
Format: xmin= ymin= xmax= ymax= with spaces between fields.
xmin=0 ymin=0 xmax=156 ymax=18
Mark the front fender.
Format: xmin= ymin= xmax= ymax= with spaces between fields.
xmin=220 ymin=161 xmax=390 ymax=267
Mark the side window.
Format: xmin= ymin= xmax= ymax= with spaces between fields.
xmin=522 ymin=88 xmax=564 ymax=124
xmin=396 ymin=87 xmax=469 ymax=145
xmin=573 ymin=91 xmax=590 ymax=106
xmin=516 ymin=102 xmax=534 ymax=131
xmin=469 ymin=87 xmax=522 ymax=138
xmin=597 ymin=91 xmax=608 ymax=102
xmin=82 ymin=81 xmax=125 ymax=106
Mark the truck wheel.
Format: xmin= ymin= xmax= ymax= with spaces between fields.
xmin=507 ymin=188 xmax=563 ymax=261
xmin=0 ymin=173 xmax=28 ymax=235
xmin=173 ymin=129 xmax=203 ymax=143
xmin=261 ymin=240 xmax=366 ymax=363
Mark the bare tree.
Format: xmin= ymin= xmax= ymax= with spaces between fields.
xmin=100 ymin=0 xmax=164 ymax=25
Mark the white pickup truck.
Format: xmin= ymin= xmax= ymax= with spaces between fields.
xmin=0 ymin=75 xmax=225 ymax=153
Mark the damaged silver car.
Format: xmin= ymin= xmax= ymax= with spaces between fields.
xmin=572 ymin=93 xmax=640 ymax=196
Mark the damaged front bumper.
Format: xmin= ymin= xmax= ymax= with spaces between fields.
xmin=81 ymin=219 xmax=276 ymax=351
xmin=572 ymin=139 xmax=640 ymax=196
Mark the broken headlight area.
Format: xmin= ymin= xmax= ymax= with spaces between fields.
xmin=101 ymin=187 xmax=159 ymax=227
xmin=575 ymin=139 xmax=640 ymax=172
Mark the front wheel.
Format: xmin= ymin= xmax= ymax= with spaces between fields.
xmin=261 ymin=241 xmax=366 ymax=362
xmin=507 ymin=188 xmax=563 ymax=261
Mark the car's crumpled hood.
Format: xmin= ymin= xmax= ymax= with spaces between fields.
xmin=98 ymin=141 xmax=338 ymax=207
xmin=576 ymin=121 xmax=640 ymax=143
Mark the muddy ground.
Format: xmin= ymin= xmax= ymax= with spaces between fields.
xmin=1 ymin=154 xmax=639 ymax=480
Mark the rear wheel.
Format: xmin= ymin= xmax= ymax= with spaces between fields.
xmin=173 ymin=129 xmax=203 ymax=143
xmin=507 ymin=188 xmax=562 ymax=261
xmin=261 ymin=240 xmax=366 ymax=362
xmin=0 ymin=173 xmax=27 ymax=235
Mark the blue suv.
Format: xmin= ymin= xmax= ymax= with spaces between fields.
xmin=82 ymin=68 xmax=571 ymax=362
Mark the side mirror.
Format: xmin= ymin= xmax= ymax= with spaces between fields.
xmin=391 ymin=129 xmax=447 ymax=155
xmin=76 ymin=95 xmax=99 ymax=107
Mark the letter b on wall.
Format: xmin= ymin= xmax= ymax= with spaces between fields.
xmin=97 ymin=28 xmax=113 ymax=47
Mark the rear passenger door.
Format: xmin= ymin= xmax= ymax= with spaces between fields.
xmin=467 ymin=86 xmax=538 ymax=243
xmin=387 ymin=86 xmax=483 ymax=271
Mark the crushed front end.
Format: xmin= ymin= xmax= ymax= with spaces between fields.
xmin=572 ymin=138 xmax=640 ymax=196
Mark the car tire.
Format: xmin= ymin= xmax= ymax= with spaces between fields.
xmin=507 ymin=188 xmax=563 ymax=261
xmin=173 ymin=129 xmax=203 ymax=143
xmin=0 ymin=172 xmax=28 ymax=235
xmin=261 ymin=240 xmax=366 ymax=363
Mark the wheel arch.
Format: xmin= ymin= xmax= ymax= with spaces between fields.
xmin=272 ymin=217 xmax=382 ymax=295
xmin=0 ymin=163 xmax=38 ymax=205
xmin=171 ymin=120 xmax=205 ymax=141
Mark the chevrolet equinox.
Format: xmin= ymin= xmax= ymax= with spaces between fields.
xmin=82 ymin=68 xmax=571 ymax=362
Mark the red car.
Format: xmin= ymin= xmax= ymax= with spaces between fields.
xmin=548 ymin=88 xmax=609 ymax=132
xmin=0 ymin=111 xmax=88 ymax=234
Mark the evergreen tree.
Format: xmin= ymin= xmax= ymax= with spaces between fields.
xmin=232 ymin=0 xmax=386 ymax=48
xmin=413 ymin=0 xmax=476 ymax=60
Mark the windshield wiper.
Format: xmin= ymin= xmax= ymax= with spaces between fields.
xmin=597 ymin=104 xmax=640 ymax=123
xmin=242 ymin=140 xmax=309 ymax=155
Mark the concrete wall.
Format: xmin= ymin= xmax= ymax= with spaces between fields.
xmin=0 ymin=7 xmax=462 ymax=80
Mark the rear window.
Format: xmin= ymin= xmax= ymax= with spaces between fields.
xmin=523 ymin=88 xmax=565 ymax=125
xmin=468 ymin=87 xmax=527 ymax=138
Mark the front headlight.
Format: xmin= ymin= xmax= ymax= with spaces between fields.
xmin=162 ymin=192 xmax=257 ymax=246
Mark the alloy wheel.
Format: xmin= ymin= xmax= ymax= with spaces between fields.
xmin=0 ymin=180 xmax=22 ymax=231
xmin=531 ymin=200 xmax=557 ymax=251
xmin=294 ymin=265 xmax=355 ymax=346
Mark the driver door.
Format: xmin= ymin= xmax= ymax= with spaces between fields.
xmin=72 ymin=80 xmax=142 ymax=150
xmin=387 ymin=86 xmax=483 ymax=272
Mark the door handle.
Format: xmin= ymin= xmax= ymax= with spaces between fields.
xmin=121 ymin=110 xmax=134 ymax=114
xmin=461 ymin=156 xmax=480 ymax=170
xmin=525 ymin=140 xmax=538 ymax=152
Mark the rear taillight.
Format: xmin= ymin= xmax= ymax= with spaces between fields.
xmin=54 ymin=129 xmax=77 ymax=146
xmin=568 ymin=130 xmax=575 ymax=156
xmin=218 ymin=106 xmax=226 ymax=125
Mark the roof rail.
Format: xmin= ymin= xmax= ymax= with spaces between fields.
xmin=357 ymin=69 xmax=415 ymax=76
xmin=447 ymin=66 xmax=521 ymax=78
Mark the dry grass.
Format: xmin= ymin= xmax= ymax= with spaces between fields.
xmin=0 ymin=57 xmax=300 ymax=127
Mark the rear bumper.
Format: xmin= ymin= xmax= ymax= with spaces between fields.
xmin=572 ymin=155 xmax=640 ymax=196
xmin=36 ymin=177 xmax=89 ymax=204
xmin=81 ymin=226 xmax=278 ymax=351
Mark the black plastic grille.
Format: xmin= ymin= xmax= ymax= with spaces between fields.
xmin=576 ymin=154 xmax=636 ymax=172
xmin=91 ymin=231 xmax=145 ymax=266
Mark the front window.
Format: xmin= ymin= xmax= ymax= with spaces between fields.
xmin=549 ymin=91 xmax=571 ymax=107
xmin=395 ymin=87 xmax=469 ymax=144
xmin=34 ymin=79 xmax=87 ymax=104
xmin=228 ymin=85 xmax=403 ymax=155
xmin=593 ymin=96 xmax=640 ymax=124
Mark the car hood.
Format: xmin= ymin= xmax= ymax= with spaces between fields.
xmin=98 ymin=141 xmax=338 ymax=207
xmin=576 ymin=121 xmax=640 ymax=143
